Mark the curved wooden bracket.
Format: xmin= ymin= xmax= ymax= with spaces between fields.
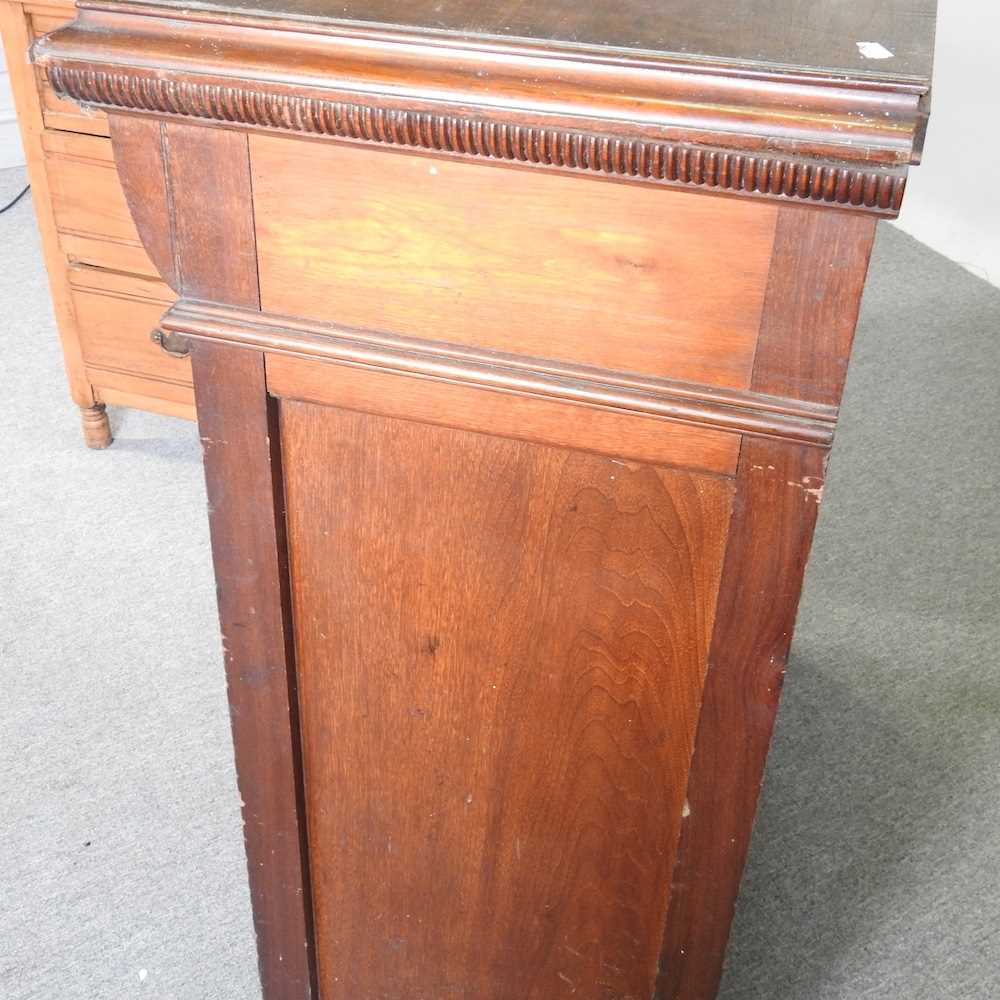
xmin=107 ymin=115 xmax=178 ymax=292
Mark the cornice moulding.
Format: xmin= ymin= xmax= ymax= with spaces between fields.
xmin=34 ymin=6 xmax=926 ymax=216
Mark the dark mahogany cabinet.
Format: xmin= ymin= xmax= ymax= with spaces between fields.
xmin=34 ymin=2 xmax=935 ymax=997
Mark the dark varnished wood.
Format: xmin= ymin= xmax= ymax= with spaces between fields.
xmin=266 ymin=352 xmax=742 ymax=476
xmin=279 ymin=400 xmax=735 ymax=999
xmin=162 ymin=123 xmax=259 ymax=306
xmin=657 ymin=437 xmax=827 ymax=999
xmin=84 ymin=0 xmax=939 ymax=83
xmin=107 ymin=115 xmax=178 ymax=290
xmin=753 ymin=207 xmax=878 ymax=406
xmin=29 ymin=0 xmax=936 ymax=996
xmin=34 ymin=0 xmax=933 ymax=218
xmin=107 ymin=116 xmax=260 ymax=305
xmin=191 ymin=342 xmax=317 ymax=999
xmin=162 ymin=299 xmax=841 ymax=447
xmin=176 ymin=122 xmax=310 ymax=998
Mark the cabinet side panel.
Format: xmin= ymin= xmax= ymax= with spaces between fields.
xmin=280 ymin=399 xmax=734 ymax=999
xmin=657 ymin=438 xmax=827 ymax=999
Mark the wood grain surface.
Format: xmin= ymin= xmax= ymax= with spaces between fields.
xmin=0 ymin=0 xmax=94 ymax=409
xmin=124 ymin=0 xmax=937 ymax=83
xmin=43 ymin=129 xmax=146 ymax=250
xmin=69 ymin=281 xmax=186 ymax=384
xmin=162 ymin=123 xmax=260 ymax=307
xmin=252 ymin=136 xmax=777 ymax=390
xmin=280 ymin=400 xmax=735 ymax=999
xmin=106 ymin=115 xmax=178 ymax=288
xmin=265 ymin=353 xmax=741 ymax=476
xmin=191 ymin=344 xmax=317 ymax=999
xmin=753 ymin=207 xmax=878 ymax=406
xmin=656 ymin=437 xmax=828 ymax=999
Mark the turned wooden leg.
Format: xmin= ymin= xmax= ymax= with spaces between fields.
xmin=80 ymin=403 xmax=113 ymax=449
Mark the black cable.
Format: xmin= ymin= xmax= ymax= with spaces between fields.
xmin=0 ymin=184 xmax=30 ymax=215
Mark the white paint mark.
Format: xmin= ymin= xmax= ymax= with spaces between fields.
xmin=856 ymin=41 xmax=894 ymax=60
xmin=557 ymin=971 xmax=577 ymax=991
xmin=465 ymin=793 xmax=474 ymax=805
xmin=682 ymin=800 xmax=691 ymax=818
xmin=787 ymin=476 xmax=825 ymax=503
xmin=428 ymin=165 xmax=439 ymax=175
xmin=138 ymin=969 xmax=147 ymax=982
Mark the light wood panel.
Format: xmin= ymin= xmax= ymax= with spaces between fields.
xmin=24 ymin=2 xmax=109 ymax=135
xmin=91 ymin=369 xmax=195 ymax=419
xmin=68 ymin=265 xmax=189 ymax=383
xmin=0 ymin=0 xmax=92 ymax=407
xmin=265 ymin=353 xmax=741 ymax=476
xmin=60 ymin=230 xmax=160 ymax=277
xmin=251 ymin=137 xmax=778 ymax=390
xmin=280 ymin=400 xmax=734 ymax=999
xmin=43 ymin=130 xmax=155 ymax=270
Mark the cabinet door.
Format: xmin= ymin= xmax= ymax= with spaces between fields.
xmin=277 ymin=393 xmax=735 ymax=1000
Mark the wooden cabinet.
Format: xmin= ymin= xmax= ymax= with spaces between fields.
xmin=34 ymin=1 xmax=936 ymax=997
xmin=0 ymin=0 xmax=192 ymax=447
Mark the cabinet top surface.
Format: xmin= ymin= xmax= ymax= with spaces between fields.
xmin=129 ymin=0 xmax=936 ymax=83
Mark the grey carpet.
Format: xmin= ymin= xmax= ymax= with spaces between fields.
xmin=1 ymin=162 xmax=998 ymax=999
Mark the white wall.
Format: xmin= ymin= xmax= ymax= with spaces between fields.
xmin=0 ymin=43 xmax=26 ymax=169
xmin=893 ymin=3 xmax=1000 ymax=288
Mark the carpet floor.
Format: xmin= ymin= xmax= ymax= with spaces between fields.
xmin=1 ymin=163 xmax=998 ymax=999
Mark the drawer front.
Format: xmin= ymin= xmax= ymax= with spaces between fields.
xmin=68 ymin=265 xmax=189 ymax=385
xmin=27 ymin=4 xmax=111 ymax=136
xmin=43 ymin=130 xmax=159 ymax=275
xmin=250 ymin=135 xmax=779 ymax=391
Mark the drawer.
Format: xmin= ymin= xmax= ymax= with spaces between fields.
xmin=250 ymin=135 xmax=780 ymax=392
xmin=68 ymin=265 xmax=188 ymax=385
xmin=26 ymin=4 xmax=110 ymax=137
xmin=90 ymin=369 xmax=196 ymax=420
xmin=43 ymin=130 xmax=159 ymax=275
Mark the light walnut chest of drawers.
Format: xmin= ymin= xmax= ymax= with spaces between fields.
xmin=1 ymin=0 xmax=193 ymax=445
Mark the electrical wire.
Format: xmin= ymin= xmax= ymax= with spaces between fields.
xmin=0 ymin=185 xmax=30 ymax=215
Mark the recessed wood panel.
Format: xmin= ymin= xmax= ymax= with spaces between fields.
xmin=280 ymin=400 xmax=734 ymax=999
xmin=252 ymin=137 xmax=777 ymax=389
